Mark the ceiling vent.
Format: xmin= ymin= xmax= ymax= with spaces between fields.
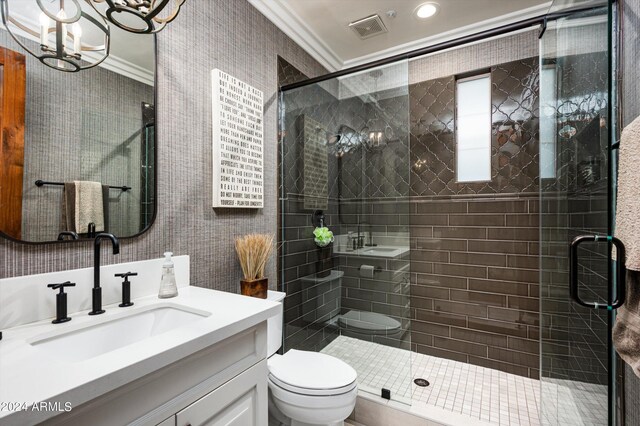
xmin=349 ymin=14 xmax=387 ymax=40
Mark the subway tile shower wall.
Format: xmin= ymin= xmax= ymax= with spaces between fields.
xmin=408 ymin=58 xmax=541 ymax=378
xmin=408 ymin=196 xmax=540 ymax=378
xmin=278 ymin=40 xmax=543 ymax=376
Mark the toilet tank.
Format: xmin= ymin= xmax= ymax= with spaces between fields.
xmin=266 ymin=290 xmax=286 ymax=357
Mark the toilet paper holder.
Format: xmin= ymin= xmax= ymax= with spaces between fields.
xmin=359 ymin=264 xmax=382 ymax=278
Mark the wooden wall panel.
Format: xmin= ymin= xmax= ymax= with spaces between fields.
xmin=0 ymin=46 xmax=26 ymax=240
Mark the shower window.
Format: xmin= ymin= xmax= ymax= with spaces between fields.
xmin=539 ymin=65 xmax=557 ymax=179
xmin=455 ymin=73 xmax=491 ymax=182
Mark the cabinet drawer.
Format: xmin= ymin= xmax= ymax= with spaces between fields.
xmin=176 ymin=360 xmax=267 ymax=426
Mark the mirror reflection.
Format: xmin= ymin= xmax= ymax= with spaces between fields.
xmin=0 ymin=2 xmax=156 ymax=243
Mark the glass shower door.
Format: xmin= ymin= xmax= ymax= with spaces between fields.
xmin=539 ymin=1 xmax=619 ymax=425
xmin=279 ymin=60 xmax=412 ymax=406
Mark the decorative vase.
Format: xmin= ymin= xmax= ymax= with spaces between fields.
xmin=241 ymin=277 xmax=268 ymax=299
xmin=316 ymin=246 xmax=332 ymax=279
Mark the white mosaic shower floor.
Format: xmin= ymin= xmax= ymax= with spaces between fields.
xmin=322 ymin=336 xmax=540 ymax=426
xmin=323 ymin=336 xmax=609 ymax=426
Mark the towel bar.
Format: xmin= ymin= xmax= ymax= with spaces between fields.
xmin=35 ymin=180 xmax=131 ymax=192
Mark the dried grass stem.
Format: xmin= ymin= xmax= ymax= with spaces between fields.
xmin=235 ymin=233 xmax=274 ymax=281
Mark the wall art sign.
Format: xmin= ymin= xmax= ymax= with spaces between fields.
xmin=211 ymin=68 xmax=264 ymax=208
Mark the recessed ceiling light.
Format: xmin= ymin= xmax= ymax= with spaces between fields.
xmin=415 ymin=3 xmax=439 ymax=19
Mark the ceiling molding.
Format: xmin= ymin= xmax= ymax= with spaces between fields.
xmin=1 ymin=12 xmax=154 ymax=85
xmin=250 ymin=0 xmax=552 ymax=71
xmin=342 ymin=2 xmax=553 ymax=68
xmin=96 ymin=54 xmax=154 ymax=86
xmin=247 ymin=0 xmax=342 ymax=72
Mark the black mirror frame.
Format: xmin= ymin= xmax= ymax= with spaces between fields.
xmin=0 ymin=35 xmax=158 ymax=245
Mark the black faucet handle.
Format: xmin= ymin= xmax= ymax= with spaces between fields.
xmin=115 ymin=271 xmax=138 ymax=280
xmin=47 ymin=281 xmax=76 ymax=293
xmin=116 ymin=272 xmax=136 ymax=308
xmin=47 ymin=282 xmax=74 ymax=324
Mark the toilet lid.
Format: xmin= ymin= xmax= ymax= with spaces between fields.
xmin=268 ymin=350 xmax=357 ymax=394
xmin=338 ymin=310 xmax=402 ymax=335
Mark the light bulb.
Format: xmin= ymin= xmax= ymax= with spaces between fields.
xmin=415 ymin=3 xmax=439 ymax=19
xmin=56 ymin=9 xmax=68 ymax=49
xmin=72 ymin=22 xmax=82 ymax=37
xmin=39 ymin=12 xmax=50 ymax=47
xmin=72 ymin=22 xmax=82 ymax=54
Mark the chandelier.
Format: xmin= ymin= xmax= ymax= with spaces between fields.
xmin=86 ymin=0 xmax=185 ymax=33
xmin=0 ymin=0 xmax=110 ymax=72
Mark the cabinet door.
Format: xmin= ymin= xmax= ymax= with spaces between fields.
xmin=156 ymin=417 xmax=175 ymax=426
xmin=176 ymin=360 xmax=267 ymax=426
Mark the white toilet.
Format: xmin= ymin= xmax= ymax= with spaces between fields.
xmin=266 ymin=291 xmax=358 ymax=426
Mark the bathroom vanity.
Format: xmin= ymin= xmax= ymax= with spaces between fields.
xmin=0 ymin=257 xmax=279 ymax=426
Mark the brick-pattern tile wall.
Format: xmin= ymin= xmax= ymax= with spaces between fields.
xmin=409 ymin=195 xmax=540 ymax=378
xmin=281 ymin=197 xmax=342 ymax=352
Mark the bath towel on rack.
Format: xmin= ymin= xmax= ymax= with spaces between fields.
xmin=613 ymin=115 xmax=640 ymax=377
xmin=62 ymin=181 xmax=108 ymax=234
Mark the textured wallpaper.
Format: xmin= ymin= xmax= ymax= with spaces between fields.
xmin=1 ymin=0 xmax=326 ymax=294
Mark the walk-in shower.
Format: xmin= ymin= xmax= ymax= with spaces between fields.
xmin=278 ymin=1 xmax=618 ymax=424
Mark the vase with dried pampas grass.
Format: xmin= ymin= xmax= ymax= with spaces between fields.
xmin=235 ymin=233 xmax=274 ymax=298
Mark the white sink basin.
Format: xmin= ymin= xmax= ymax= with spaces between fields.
xmin=360 ymin=247 xmax=397 ymax=254
xmin=29 ymin=305 xmax=210 ymax=362
xmin=334 ymin=245 xmax=410 ymax=259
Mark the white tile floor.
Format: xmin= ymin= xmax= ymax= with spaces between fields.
xmin=323 ymin=336 xmax=541 ymax=426
xmin=540 ymin=378 xmax=607 ymax=426
xmin=323 ymin=336 xmax=609 ymax=426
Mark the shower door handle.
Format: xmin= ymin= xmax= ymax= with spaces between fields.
xmin=569 ymin=235 xmax=626 ymax=310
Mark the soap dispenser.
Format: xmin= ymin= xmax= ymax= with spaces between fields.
xmin=158 ymin=252 xmax=178 ymax=298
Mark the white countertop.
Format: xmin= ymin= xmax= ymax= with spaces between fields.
xmin=0 ymin=286 xmax=279 ymax=425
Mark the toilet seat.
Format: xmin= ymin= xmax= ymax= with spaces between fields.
xmin=269 ymin=374 xmax=357 ymax=396
xmin=268 ymin=350 xmax=357 ymax=396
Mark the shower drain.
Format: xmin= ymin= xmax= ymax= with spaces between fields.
xmin=414 ymin=378 xmax=430 ymax=387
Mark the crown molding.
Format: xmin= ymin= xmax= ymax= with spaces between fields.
xmin=1 ymin=12 xmax=154 ymax=85
xmin=247 ymin=0 xmax=342 ymax=72
xmin=250 ymin=0 xmax=552 ymax=72
xmin=342 ymin=2 xmax=553 ymax=68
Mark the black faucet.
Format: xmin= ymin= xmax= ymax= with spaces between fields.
xmin=356 ymin=217 xmax=371 ymax=249
xmin=57 ymin=231 xmax=79 ymax=241
xmin=90 ymin=233 xmax=120 ymax=315
xmin=88 ymin=223 xmax=96 ymax=238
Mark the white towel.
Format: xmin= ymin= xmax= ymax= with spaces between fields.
xmin=614 ymin=116 xmax=640 ymax=377
xmin=616 ymin=115 xmax=640 ymax=270
xmin=74 ymin=181 xmax=105 ymax=234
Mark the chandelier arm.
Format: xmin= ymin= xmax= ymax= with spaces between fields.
xmin=86 ymin=0 xmax=184 ymax=33
xmin=143 ymin=0 xmax=172 ymax=20
xmin=36 ymin=0 xmax=82 ymax=23
xmin=153 ymin=0 xmax=186 ymax=25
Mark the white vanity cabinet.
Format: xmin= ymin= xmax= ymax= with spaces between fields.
xmin=41 ymin=322 xmax=269 ymax=426
xmin=173 ymin=360 xmax=267 ymax=426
